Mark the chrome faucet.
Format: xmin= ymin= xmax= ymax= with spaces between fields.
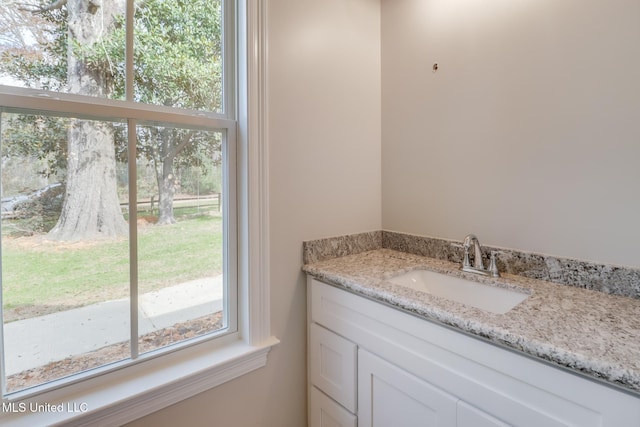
xmin=461 ymin=234 xmax=500 ymax=277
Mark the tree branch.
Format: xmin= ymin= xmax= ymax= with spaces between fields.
xmin=19 ymin=0 xmax=67 ymax=13
xmin=170 ymin=130 xmax=196 ymax=159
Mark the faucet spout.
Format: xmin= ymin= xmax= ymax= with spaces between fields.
xmin=460 ymin=234 xmax=500 ymax=277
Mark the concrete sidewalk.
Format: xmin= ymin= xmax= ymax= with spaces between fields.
xmin=3 ymin=276 xmax=223 ymax=376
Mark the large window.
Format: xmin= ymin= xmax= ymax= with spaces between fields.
xmin=0 ymin=0 xmax=239 ymax=403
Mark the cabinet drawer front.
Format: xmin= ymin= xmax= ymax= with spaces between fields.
xmin=310 ymin=323 xmax=357 ymax=412
xmin=310 ymin=386 xmax=357 ymax=427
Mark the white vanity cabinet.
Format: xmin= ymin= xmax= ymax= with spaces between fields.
xmin=309 ymin=322 xmax=357 ymax=427
xmin=307 ymin=277 xmax=640 ymax=427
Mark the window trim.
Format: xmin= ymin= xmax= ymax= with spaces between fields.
xmin=0 ymin=85 xmax=235 ymax=128
xmin=0 ymin=0 xmax=275 ymax=424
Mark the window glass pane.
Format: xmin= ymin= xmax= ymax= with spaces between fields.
xmin=133 ymin=0 xmax=224 ymax=112
xmin=0 ymin=0 xmax=126 ymax=98
xmin=0 ymin=0 xmax=224 ymax=113
xmin=136 ymin=124 xmax=225 ymax=353
xmin=1 ymin=112 xmax=130 ymax=394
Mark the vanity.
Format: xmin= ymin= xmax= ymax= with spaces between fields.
xmin=303 ymin=232 xmax=640 ymax=427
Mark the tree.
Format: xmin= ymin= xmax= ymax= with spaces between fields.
xmin=1 ymin=0 xmax=128 ymax=241
xmin=97 ymin=0 xmax=223 ymax=224
xmin=0 ymin=0 xmax=223 ymax=233
xmin=50 ymin=0 xmax=129 ymax=240
xmin=137 ymin=126 xmax=221 ymax=224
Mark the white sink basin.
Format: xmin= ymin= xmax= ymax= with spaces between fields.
xmin=389 ymin=270 xmax=529 ymax=314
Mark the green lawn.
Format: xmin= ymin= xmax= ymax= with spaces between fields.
xmin=1 ymin=212 xmax=223 ymax=320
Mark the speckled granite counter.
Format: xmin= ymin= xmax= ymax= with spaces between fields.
xmin=303 ymin=248 xmax=640 ymax=396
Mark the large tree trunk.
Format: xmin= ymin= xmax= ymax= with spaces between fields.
xmin=156 ymin=155 xmax=177 ymax=225
xmin=48 ymin=0 xmax=127 ymax=241
xmin=48 ymin=120 xmax=128 ymax=240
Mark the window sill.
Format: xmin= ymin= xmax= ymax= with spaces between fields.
xmin=0 ymin=334 xmax=279 ymax=427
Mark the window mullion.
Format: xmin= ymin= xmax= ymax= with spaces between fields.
xmin=126 ymin=0 xmax=135 ymax=102
xmin=128 ymin=118 xmax=139 ymax=360
xmin=126 ymin=0 xmax=137 ymax=361
xmin=223 ymin=0 xmax=237 ymax=119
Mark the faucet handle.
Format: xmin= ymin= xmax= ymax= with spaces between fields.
xmin=488 ymin=251 xmax=500 ymax=277
xmin=462 ymin=246 xmax=471 ymax=268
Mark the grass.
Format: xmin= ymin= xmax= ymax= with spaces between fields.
xmin=1 ymin=209 xmax=223 ymax=320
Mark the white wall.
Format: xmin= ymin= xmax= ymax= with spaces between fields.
xmin=125 ymin=0 xmax=381 ymax=426
xmin=381 ymin=0 xmax=640 ymax=268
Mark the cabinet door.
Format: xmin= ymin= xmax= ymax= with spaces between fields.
xmin=310 ymin=386 xmax=357 ymax=427
xmin=310 ymin=323 xmax=357 ymax=412
xmin=457 ymin=401 xmax=509 ymax=427
xmin=358 ymin=349 xmax=457 ymax=427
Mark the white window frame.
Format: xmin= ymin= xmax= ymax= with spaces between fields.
xmin=0 ymin=0 xmax=275 ymax=425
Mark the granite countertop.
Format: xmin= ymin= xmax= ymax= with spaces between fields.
xmin=303 ymin=248 xmax=640 ymax=395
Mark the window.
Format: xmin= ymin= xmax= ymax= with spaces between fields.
xmin=1 ymin=112 xmax=235 ymax=395
xmin=0 ymin=0 xmax=273 ymax=424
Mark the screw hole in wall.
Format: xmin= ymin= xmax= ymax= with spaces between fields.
xmin=432 ymin=63 xmax=439 ymax=72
